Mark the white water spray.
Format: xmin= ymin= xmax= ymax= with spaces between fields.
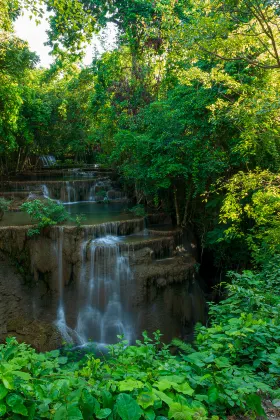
xmin=55 ymin=227 xmax=74 ymax=343
xmin=75 ymin=235 xmax=133 ymax=345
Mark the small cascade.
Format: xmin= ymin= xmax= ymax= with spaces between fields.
xmin=75 ymin=235 xmax=133 ymax=345
xmin=88 ymin=184 xmax=96 ymax=201
xmin=65 ymin=181 xmax=77 ymax=203
xmin=41 ymin=184 xmax=50 ymax=198
xmin=55 ymin=227 xmax=74 ymax=343
xmin=88 ymin=180 xmax=110 ymax=202
xmin=40 ymin=155 xmax=56 ymax=167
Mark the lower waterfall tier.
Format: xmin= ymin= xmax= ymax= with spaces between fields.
xmin=0 ymin=221 xmax=205 ymax=350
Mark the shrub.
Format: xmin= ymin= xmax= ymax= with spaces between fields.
xmin=129 ymin=204 xmax=146 ymax=218
xmin=20 ymin=199 xmax=69 ymax=236
xmin=95 ymin=190 xmax=108 ymax=202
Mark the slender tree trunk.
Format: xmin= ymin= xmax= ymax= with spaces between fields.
xmin=182 ymin=185 xmax=192 ymax=227
xmin=16 ymin=148 xmax=22 ymax=173
xmin=174 ymin=187 xmax=180 ymax=226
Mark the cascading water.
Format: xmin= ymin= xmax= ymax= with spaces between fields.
xmin=42 ymin=184 xmax=50 ymax=198
xmin=88 ymin=180 xmax=109 ymax=202
xmin=88 ymin=184 xmax=96 ymax=201
xmin=55 ymin=227 xmax=74 ymax=343
xmin=40 ymin=155 xmax=56 ymax=167
xmin=75 ymin=235 xmax=133 ymax=345
xmin=65 ymin=181 xmax=77 ymax=203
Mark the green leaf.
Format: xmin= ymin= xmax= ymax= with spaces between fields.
xmin=12 ymin=371 xmax=31 ymax=381
xmin=137 ymin=392 xmax=157 ymax=409
xmin=54 ymin=406 xmax=67 ymax=420
xmin=81 ymin=390 xmax=100 ymax=416
xmin=116 ymin=393 xmax=142 ymax=420
xmin=144 ymin=408 xmax=155 ymax=420
xmin=0 ymin=403 xmax=6 ymax=417
xmin=54 ymin=405 xmax=83 ymax=420
xmin=154 ymin=380 xmax=172 ymax=392
xmin=246 ymin=394 xmax=266 ymax=416
xmin=6 ymin=394 xmax=28 ymax=417
xmin=119 ymin=379 xmax=144 ymax=392
xmin=96 ymin=408 xmax=112 ymax=419
xmin=0 ymin=385 xmax=8 ymax=401
xmin=208 ymin=386 xmax=219 ymax=404
xmin=2 ymin=375 xmax=14 ymax=390
xmin=153 ymin=390 xmax=173 ymax=407
xmin=171 ymin=383 xmax=194 ymax=396
xmin=58 ymin=357 xmax=68 ymax=365
xmin=101 ymin=390 xmax=113 ymax=409
xmin=168 ymin=403 xmax=194 ymax=420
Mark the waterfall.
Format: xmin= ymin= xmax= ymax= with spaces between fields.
xmin=88 ymin=181 xmax=105 ymax=201
xmin=40 ymin=155 xmax=56 ymax=167
xmin=65 ymin=181 xmax=77 ymax=203
xmin=55 ymin=227 xmax=73 ymax=343
xmin=75 ymin=235 xmax=133 ymax=345
xmin=88 ymin=184 xmax=96 ymax=201
xmin=42 ymin=184 xmax=50 ymax=198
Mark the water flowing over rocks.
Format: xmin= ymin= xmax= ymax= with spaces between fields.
xmin=0 ymin=177 xmax=126 ymax=204
xmin=0 ymin=218 xmax=205 ymax=350
xmin=0 ymin=168 xmax=205 ymax=349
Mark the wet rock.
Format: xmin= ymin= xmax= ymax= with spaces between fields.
xmin=0 ymin=251 xmax=62 ymax=351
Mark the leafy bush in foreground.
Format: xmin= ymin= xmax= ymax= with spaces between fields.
xmin=1 ymin=258 xmax=280 ymax=419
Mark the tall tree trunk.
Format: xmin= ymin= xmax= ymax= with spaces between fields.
xmin=174 ymin=187 xmax=180 ymax=226
xmin=16 ymin=148 xmax=22 ymax=173
xmin=182 ymin=185 xmax=192 ymax=227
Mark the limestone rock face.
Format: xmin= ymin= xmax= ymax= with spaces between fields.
xmin=0 ymin=251 xmax=62 ymax=351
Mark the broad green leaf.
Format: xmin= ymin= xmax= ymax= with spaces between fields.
xmin=6 ymin=393 xmax=28 ymax=417
xmin=96 ymin=408 xmax=112 ymax=419
xmin=144 ymin=408 xmax=155 ymax=420
xmin=12 ymin=371 xmax=31 ymax=381
xmin=81 ymin=390 xmax=100 ymax=416
xmin=58 ymin=357 xmax=68 ymax=365
xmin=54 ymin=405 xmax=83 ymax=420
xmin=54 ymin=406 xmax=67 ymax=420
xmin=118 ymin=379 xmax=144 ymax=392
xmin=154 ymin=380 xmax=172 ymax=392
xmin=171 ymin=383 xmax=194 ymax=396
xmin=207 ymin=386 xmax=219 ymax=403
xmin=246 ymin=394 xmax=266 ymax=417
xmin=2 ymin=375 xmax=14 ymax=390
xmin=116 ymin=393 xmax=142 ymax=420
xmin=137 ymin=392 xmax=157 ymax=409
xmin=168 ymin=403 xmax=194 ymax=420
xmin=102 ymin=390 xmax=113 ymax=409
xmin=0 ymin=385 xmax=8 ymax=401
xmin=0 ymin=403 xmax=6 ymax=417
xmin=153 ymin=390 xmax=173 ymax=406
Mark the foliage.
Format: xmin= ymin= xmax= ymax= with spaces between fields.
xmin=0 ymin=197 xmax=10 ymax=220
xmin=0 ymin=197 xmax=10 ymax=211
xmin=95 ymin=190 xmax=108 ymax=202
xmin=205 ymin=170 xmax=280 ymax=267
xmin=20 ymin=199 xmax=69 ymax=236
xmin=129 ymin=205 xmax=146 ymax=218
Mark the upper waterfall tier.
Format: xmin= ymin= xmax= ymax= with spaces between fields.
xmin=0 ymin=178 xmax=126 ymax=203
